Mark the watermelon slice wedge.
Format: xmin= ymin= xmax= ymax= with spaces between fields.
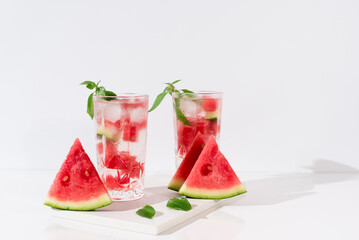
xmin=168 ymin=132 xmax=206 ymax=191
xmin=178 ymin=136 xmax=246 ymax=199
xmin=44 ymin=138 xmax=112 ymax=210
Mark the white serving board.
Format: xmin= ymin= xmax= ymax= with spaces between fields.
xmin=50 ymin=174 xmax=243 ymax=235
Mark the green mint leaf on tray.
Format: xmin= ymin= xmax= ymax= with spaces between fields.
xmin=136 ymin=205 xmax=156 ymax=219
xmin=166 ymin=197 xmax=192 ymax=211
xmin=80 ymin=80 xmax=117 ymax=119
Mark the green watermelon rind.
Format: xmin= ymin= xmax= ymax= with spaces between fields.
xmin=178 ymin=183 xmax=247 ymax=199
xmin=97 ymin=126 xmax=120 ymax=141
xmin=168 ymin=178 xmax=184 ymax=192
xmin=205 ymin=111 xmax=218 ymax=121
xmin=44 ymin=192 xmax=112 ymax=211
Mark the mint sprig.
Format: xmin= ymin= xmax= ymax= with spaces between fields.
xmin=148 ymin=80 xmax=192 ymax=126
xmin=166 ymin=197 xmax=192 ymax=211
xmin=80 ymin=80 xmax=117 ymax=119
xmin=136 ymin=205 xmax=156 ymax=219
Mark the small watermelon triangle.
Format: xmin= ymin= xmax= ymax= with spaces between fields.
xmin=178 ymin=136 xmax=246 ymax=199
xmin=44 ymin=138 xmax=112 ymax=210
xmin=168 ymin=132 xmax=206 ymax=191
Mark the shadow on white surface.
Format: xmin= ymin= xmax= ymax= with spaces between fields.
xmin=231 ymin=160 xmax=359 ymax=206
xmin=167 ymin=210 xmax=247 ymax=240
xmin=45 ymin=224 xmax=117 ymax=240
xmin=305 ymin=159 xmax=359 ymax=173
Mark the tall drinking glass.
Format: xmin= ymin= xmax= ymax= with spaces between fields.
xmin=172 ymin=91 xmax=223 ymax=168
xmin=94 ymin=94 xmax=148 ymax=201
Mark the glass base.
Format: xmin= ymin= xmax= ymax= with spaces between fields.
xmin=109 ymin=189 xmax=144 ymax=201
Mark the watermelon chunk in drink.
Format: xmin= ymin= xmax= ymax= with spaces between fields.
xmin=202 ymin=97 xmax=218 ymax=112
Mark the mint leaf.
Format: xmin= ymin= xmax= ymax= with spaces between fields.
xmin=81 ymin=81 xmax=117 ymax=119
xmin=80 ymin=81 xmax=97 ymax=90
xmin=172 ymin=79 xmax=181 ymax=84
xmin=105 ymin=90 xmax=117 ymax=96
xmin=136 ymin=205 xmax=156 ymax=219
xmin=166 ymin=197 xmax=192 ymax=211
xmin=181 ymin=89 xmax=194 ymax=93
xmin=149 ymin=80 xmax=184 ymax=112
xmin=80 ymin=81 xmax=95 ymax=85
xmin=87 ymin=93 xmax=94 ymax=119
xmin=148 ymin=80 xmax=191 ymax=125
xmin=148 ymin=89 xmax=168 ymax=112
xmin=174 ymin=97 xmax=191 ymax=125
xmin=102 ymin=90 xmax=117 ymax=101
xmin=96 ymin=86 xmax=106 ymax=96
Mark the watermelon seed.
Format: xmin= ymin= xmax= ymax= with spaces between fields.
xmin=62 ymin=176 xmax=69 ymax=182
xmin=85 ymin=171 xmax=89 ymax=177
xmin=200 ymin=164 xmax=213 ymax=176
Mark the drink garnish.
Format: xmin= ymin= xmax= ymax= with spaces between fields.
xmin=148 ymin=80 xmax=192 ymax=125
xmin=136 ymin=205 xmax=156 ymax=219
xmin=80 ymin=80 xmax=117 ymax=119
xmin=166 ymin=197 xmax=192 ymax=211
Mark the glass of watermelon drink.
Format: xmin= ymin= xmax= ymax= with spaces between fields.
xmin=93 ymin=94 xmax=148 ymax=201
xmin=172 ymin=91 xmax=222 ymax=168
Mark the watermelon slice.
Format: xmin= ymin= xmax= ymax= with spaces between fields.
xmin=178 ymin=136 xmax=246 ymax=199
xmin=168 ymin=132 xmax=206 ymax=191
xmin=44 ymin=139 xmax=112 ymax=210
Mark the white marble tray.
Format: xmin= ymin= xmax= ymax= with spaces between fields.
xmin=50 ymin=174 xmax=243 ymax=235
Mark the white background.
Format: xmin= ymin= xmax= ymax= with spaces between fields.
xmin=0 ymin=0 xmax=358 ymax=173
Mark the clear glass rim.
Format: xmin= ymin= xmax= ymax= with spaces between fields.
xmin=94 ymin=93 xmax=148 ymax=99
xmin=172 ymin=91 xmax=223 ymax=98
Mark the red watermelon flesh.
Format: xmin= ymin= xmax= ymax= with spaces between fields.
xmin=178 ymin=136 xmax=246 ymax=199
xmin=202 ymin=98 xmax=218 ymax=112
xmin=98 ymin=139 xmax=144 ymax=180
xmin=105 ymin=151 xmax=136 ymax=169
xmin=97 ymin=140 xmax=118 ymax=166
xmin=105 ymin=151 xmax=144 ymax=178
xmin=168 ymin=132 xmax=206 ymax=191
xmin=102 ymin=171 xmax=130 ymax=191
xmin=44 ymin=139 xmax=112 ymax=210
xmin=176 ymin=118 xmax=214 ymax=156
xmin=123 ymin=124 xmax=138 ymax=141
xmin=176 ymin=120 xmax=195 ymax=153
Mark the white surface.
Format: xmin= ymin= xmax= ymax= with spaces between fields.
xmin=2 ymin=170 xmax=359 ymax=240
xmin=50 ymin=174 xmax=241 ymax=235
xmin=1 ymin=0 xmax=359 ymax=172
